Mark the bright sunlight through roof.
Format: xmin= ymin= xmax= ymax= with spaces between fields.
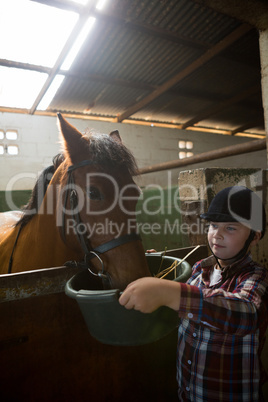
xmin=0 ymin=0 xmax=108 ymax=111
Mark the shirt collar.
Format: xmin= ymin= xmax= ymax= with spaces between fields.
xmin=200 ymin=253 xmax=252 ymax=283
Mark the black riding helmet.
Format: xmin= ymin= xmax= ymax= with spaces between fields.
xmin=200 ymin=186 xmax=266 ymax=264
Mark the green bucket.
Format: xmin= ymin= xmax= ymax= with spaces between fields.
xmin=65 ymin=254 xmax=192 ymax=346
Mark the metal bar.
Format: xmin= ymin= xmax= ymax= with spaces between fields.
xmin=138 ymin=138 xmax=266 ymax=175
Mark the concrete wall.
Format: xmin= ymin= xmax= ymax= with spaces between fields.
xmin=0 ymin=112 xmax=266 ymax=195
xmin=136 ymin=186 xmax=188 ymax=252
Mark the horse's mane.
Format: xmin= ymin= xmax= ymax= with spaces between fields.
xmin=83 ymin=131 xmax=138 ymax=176
xmin=16 ymin=133 xmax=138 ymax=228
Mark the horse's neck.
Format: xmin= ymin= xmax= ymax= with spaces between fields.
xmin=2 ymin=202 xmax=83 ymax=274
xmin=0 ymin=176 xmax=84 ymax=274
xmin=22 ymin=211 xmax=83 ymax=269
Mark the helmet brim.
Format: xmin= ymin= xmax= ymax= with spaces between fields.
xmin=200 ymin=212 xmax=237 ymax=222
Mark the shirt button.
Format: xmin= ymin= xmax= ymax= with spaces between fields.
xmin=186 ymin=387 xmax=190 ymax=391
xmin=188 ymin=313 xmax=193 ymax=319
xmin=193 ymin=333 xmax=197 ymax=337
xmin=187 ymin=360 xmax=191 ymax=365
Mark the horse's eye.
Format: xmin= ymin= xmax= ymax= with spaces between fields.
xmin=86 ymin=186 xmax=103 ymax=201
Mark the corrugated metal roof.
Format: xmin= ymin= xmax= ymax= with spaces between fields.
xmin=0 ymin=0 xmax=266 ymax=137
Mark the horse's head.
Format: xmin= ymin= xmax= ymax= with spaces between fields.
xmin=54 ymin=113 xmax=150 ymax=290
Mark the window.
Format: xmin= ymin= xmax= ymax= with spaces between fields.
xmin=179 ymin=151 xmax=186 ymax=159
xmin=0 ymin=129 xmax=19 ymax=155
xmin=178 ymin=140 xmax=194 ymax=159
xmin=7 ymin=145 xmax=19 ymax=155
xmin=6 ymin=130 xmax=18 ymax=140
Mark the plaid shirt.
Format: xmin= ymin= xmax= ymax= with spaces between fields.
xmin=176 ymin=253 xmax=268 ymax=401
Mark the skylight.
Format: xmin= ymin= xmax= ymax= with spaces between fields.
xmin=60 ymin=16 xmax=96 ymax=71
xmin=59 ymin=0 xmax=109 ymax=71
xmin=0 ymin=0 xmax=109 ymax=111
xmin=0 ymin=66 xmax=48 ymax=109
xmin=37 ymin=75 xmax=65 ymax=111
xmin=72 ymin=0 xmax=90 ymax=4
xmin=96 ymin=0 xmax=108 ymax=10
xmin=38 ymin=0 xmax=109 ymax=109
xmin=0 ymin=0 xmax=79 ymax=68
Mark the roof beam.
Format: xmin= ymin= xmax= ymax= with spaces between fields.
xmin=93 ymin=10 xmax=258 ymax=68
xmin=5 ymin=58 xmax=260 ymax=108
xmin=194 ymin=0 xmax=268 ymax=30
xmin=0 ymin=59 xmax=51 ymax=74
xmin=32 ymin=1 xmax=260 ymax=68
xmin=115 ymin=23 xmax=252 ymax=122
xmin=181 ymin=84 xmax=260 ymax=129
xmin=230 ymin=117 xmax=264 ymax=135
xmin=0 ymin=58 xmax=155 ymax=91
xmin=92 ymin=9 xmax=209 ymax=51
xmin=29 ymin=0 xmax=212 ymax=51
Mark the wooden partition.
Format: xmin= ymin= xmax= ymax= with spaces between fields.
xmin=0 ymin=246 xmax=208 ymax=402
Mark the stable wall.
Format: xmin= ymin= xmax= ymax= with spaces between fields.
xmin=0 ymin=112 xmax=266 ymax=197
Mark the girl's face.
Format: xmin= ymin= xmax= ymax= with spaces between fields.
xmin=207 ymin=221 xmax=251 ymax=266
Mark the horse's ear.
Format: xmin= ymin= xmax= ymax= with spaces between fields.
xmin=57 ymin=113 xmax=88 ymax=163
xmin=109 ymin=130 xmax=122 ymax=143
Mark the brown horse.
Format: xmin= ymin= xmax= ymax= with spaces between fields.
xmin=0 ymin=114 xmax=150 ymax=289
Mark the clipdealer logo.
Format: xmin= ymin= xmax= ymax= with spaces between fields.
xmin=4 ymin=170 xmax=212 ymax=219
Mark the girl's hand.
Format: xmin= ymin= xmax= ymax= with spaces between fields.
xmin=119 ymin=277 xmax=181 ymax=313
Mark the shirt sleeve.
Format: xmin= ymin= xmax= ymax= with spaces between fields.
xmin=178 ymin=282 xmax=204 ymax=322
xmin=178 ymin=264 xmax=268 ymax=337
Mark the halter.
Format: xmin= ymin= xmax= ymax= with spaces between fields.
xmin=61 ymin=159 xmax=141 ymax=288
xmin=8 ymin=159 xmax=141 ymax=287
